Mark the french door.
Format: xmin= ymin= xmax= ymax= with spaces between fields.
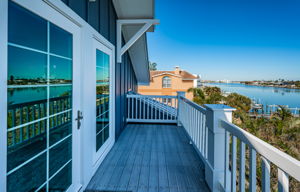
xmin=4 ymin=1 xmax=81 ymax=191
xmin=93 ymin=39 xmax=114 ymax=165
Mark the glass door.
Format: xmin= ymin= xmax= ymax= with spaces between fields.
xmin=93 ymin=40 xmax=114 ymax=164
xmin=6 ymin=1 xmax=80 ymax=191
xmin=96 ymin=50 xmax=110 ymax=152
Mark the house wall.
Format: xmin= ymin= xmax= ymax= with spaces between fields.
xmin=0 ymin=1 xmax=140 ymax=192
xmin=138 ymin=75 xmax=194 ymax=100
xmin=62 ymin=0 xmax=137 ymax=138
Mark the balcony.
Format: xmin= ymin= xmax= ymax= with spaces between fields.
xmin=86 ymin=124 xmax=209 ymax=192
xmin=86 ymin=93 xmax=300 ymax=192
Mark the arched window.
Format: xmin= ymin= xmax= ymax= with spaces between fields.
xmin=162 ymin=76 xmax=171 ymax=88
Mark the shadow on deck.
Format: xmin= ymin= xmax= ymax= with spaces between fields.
xmin=86 ymin=124 xmax=210 ymax=192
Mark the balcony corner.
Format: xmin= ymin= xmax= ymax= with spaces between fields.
xmin=204 ymin=104 xmax=236 ymax=192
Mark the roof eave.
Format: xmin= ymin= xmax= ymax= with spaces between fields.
xmin=112 ymin=0 xmax=155 ymax=85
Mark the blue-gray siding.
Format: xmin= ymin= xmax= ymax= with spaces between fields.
xmin=61 ymin=0 xmax=138 ymax=138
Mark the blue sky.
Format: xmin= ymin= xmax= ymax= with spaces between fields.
xmin=147 ymin=0 xmax=300 ymax=81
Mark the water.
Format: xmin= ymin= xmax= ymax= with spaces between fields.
xmin=8 ymin=86 xmax=72 ymax=105
xmin=204 ymin=83 xmax=300 ymax=110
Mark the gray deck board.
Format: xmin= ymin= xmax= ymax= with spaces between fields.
xmin=86 ymin=123 xmax=210 ymax=192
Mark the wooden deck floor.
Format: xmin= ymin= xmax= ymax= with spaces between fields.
xmin=86 ymin=124 xmax=210 ymax=192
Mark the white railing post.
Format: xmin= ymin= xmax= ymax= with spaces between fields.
xmin=204 ymin=104 xmax=236 ymax=192
xmin=177 ymin=91 xmax=185 ymax=126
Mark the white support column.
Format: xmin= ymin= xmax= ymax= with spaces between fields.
xmin=204 ymin=104 xmax=236 ymax=192
xmin=116 ymin=19 xmax=159 ymax=63
xmin=176 ymin=91 xmax=185 ymax=126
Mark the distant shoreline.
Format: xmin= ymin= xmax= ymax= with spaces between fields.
xmin=239 ymin=82 xmax=300 ymax=90
xmin=204 ymin=82 xmax=300 ymax=90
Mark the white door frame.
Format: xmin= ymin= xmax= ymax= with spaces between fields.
xmin=0 ymin=0 xmax=8 ymax=191
xmin=0 ymin=0 xmax=82 ymax=191
xmin=92 ymin=37 xmax=116 ymax=167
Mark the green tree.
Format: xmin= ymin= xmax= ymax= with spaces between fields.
xmin=274 ymin=105 xmax=292 ymax=121
xmin=203 ymin=86 xmax=223 ymax=104
xmin=225 ymin=93 xmax=252 ymax=112
xmin=149 ymin=62 xmax=157 ymax=71
xmin=187 ymin=87 xmax=205 ymax=105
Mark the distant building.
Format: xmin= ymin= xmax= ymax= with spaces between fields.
xmin=193 ymin=74 xmax=202 ymax=88
xmin=138 ymin=66 xmax=198 ymax=100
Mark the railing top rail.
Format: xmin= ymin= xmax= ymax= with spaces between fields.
xmin=221 ymin=119 xmax=300 ymax=181
xmin=179 ymin=96 xmax=207 ymax=114
xmin=127 ymin=94 xmax=177 ymax=99
xmin=8 ymin=95 xmax=70 ymax=110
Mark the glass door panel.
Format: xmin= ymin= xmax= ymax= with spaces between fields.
xmin=96 ymin=50 xmax=110 ymax=152
xmin=7 ymin=2 xmax=73 ymax=191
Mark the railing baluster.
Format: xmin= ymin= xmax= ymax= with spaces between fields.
xmin=278 ymin=168 xmax=289 ymax=192
xmin=147 ymin=97 xmax=150 ymax=120
xmin=158 ymin=98 xmax=161 ymax=120
xmin=131 ymin=97 xmax=133 ymax=119
xmin=193 ymin=109 xmax=198 ymax=144
xmin=200 ymin=113 xmax=204 ymax=153
xmin=12 ymin=109 xmax=16 ymax=146
xmin=127 ymin=96 xmax=129 ymax=120
xmin=154 ymin=97 xmax=157 ymax=120
xmin=261 ymin=157 xmax=271 ymax=192
xmin=239 ymin=142 xmax=245 ymax=192
xmin=36 ymin=105 xmax=40 ymax=135
xmin=131 ymin=97 xmax=134 ymax=119
xmin=194 ymin=108 xmax=197 ymax=142
xmin=196 ymin=110 xmax=200 ymax=149
xmin=250 ymin=148 xmax=257 ymax=192
xmin=189 ymin=105 xmax=192 ymax=134
xmin=203 ymin=113 xmax=206 ymax=155
xmin=135 ymin=96 xmax=137 ymax=120
xmin=143 ymin=97 xmax=146 ymax=120
xmin=205 ymin=120 xmax=208 ymax=158
xmin=139 ymin=97 xmax=141 ymax=119
xmin=191 ymin=108 xmax=194 ymax=140
xmin=26 ymin=106 xmax=29 ymax=139
xmin=231 ymin=136 xmax=237 ymax=192
xmin=19 ymin=108 xmax=23 ymax=143
xmin=162 ymin=99 xmax=165 ymax=121
xmin=224 ymin=131 xmax=230 ymax=191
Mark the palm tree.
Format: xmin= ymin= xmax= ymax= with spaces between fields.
xmin=275 ymin=105 xmax=292 ymax=121
xmin=187 ymin=87 xmax=205 ymax=105
xmin=203 ymin=86 xmax=223 ymax=104
xmin=225 ymin=93 xmax=251 ymax=112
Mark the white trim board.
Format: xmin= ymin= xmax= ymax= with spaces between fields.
xmin=0 ymin=1 xmax=8 ymax=192
xmin=151 ymin=72 xmax=182 ymax=79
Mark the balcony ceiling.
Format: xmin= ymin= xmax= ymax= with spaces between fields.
xmin=113 ymin=0 xmax=155 ymax=85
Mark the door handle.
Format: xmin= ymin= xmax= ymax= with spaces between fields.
xmin=75 ymin=110 xmax=83 ymax=129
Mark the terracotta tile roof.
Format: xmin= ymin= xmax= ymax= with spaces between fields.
xmin=150 ymin=70 xmax=197 ymax=80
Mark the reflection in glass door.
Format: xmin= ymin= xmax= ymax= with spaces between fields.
xmin=96 ymin=50 xmax=110 ymax=152
xmin=7 ymin=2 xmax=73 ymax=191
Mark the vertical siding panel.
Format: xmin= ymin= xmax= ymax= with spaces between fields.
xmin=115 ymin=62 xmax=122 ymax=138
xmin=61 ymin=0 xmax=69 ymax=6
xmin=68 ymin=0 xmax=87 ymax=21
xmin=99 ymin=0 xmax=109 ymax=40
xmin=109 ymin=1 xmax=116 ymax=45
xmin=87 ymin=0 xmax=100 ymax=31
xmin=64 ymin=0 xmax=138 ymax=139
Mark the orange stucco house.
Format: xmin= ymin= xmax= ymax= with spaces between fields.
xmin=138 ymin=67 xmax=199 ymax=100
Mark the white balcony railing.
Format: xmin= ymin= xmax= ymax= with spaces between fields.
xmin=178 ymin=96 xmax=208 ymax=160
xmin=220 ymin=120 xmax=300 ymax=192
xmin=126 ymin=92 xmax=300 ymax=192
xmin=126 ymin=94 xmax=178 ymax=123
